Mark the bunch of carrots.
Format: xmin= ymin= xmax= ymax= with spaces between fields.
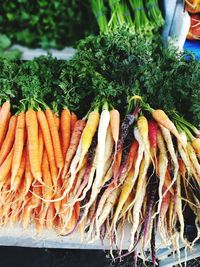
xmin=0 ymin=94 xmax=199 ymax=266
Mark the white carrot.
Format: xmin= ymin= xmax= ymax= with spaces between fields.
xmin=160 ymin=125 xmax=179 ymax=195
xmin=83 ymin=108 xmax=110 ymax=209
xmin=152 ymin=129 xmax=168 ymax=218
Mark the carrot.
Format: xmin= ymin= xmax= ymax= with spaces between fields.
xmin=46 ymin=203 xmax=56 ymax=230
xmin=110 ymin=109 xmax=120 ymax=144
xmin=62 ymin=120 xmax=86 ymax=179
xmin=159 ymin=185 xmax=171 ymax=225
xmin=117 ymin=114 xmax=136 ymax=152
xmin=22 ymin=181 xmax=42 ymax=229
xmin=70 ymin=112 xmax=78 ymax=132
xmin=38 ymin=149 xmax=54 ymax=228
xmin=125 ymin=127 xmax=147 ymax=211
xmin=71 ymin=163 xmax=88 ymax=200
xmin=129 ymin=177 xmax=147 ymax=252
xmin=42 ymin=150 xmax=53 ymax=201
xmin=110 ymin=109 xmax=120 ymax=156
xmin=103 ymin=126 xmax=114 ymax=164
xmin=111 ymin=168 xmax=134 ymax=230
xmin=11 ymin=112 xmax=25 ymax=186
xmin=96 ymin=187 xmax=121 ymax=233
xmin=59 ymin=140 xmax=83 ymax=201
xmin=192 ymin=138 xmax=200 ymax=157
xmin=151 ymin=220 xmax=156 ymax=267
xmin=143 ymin=173 xmax=158 ymax=248
xmin=53 ymin=177 xmax=63 ymax=214
xmin=95 ymin=183 xmax=116 ymax=225
xmin=137 ymin=116 xmax=149 ymax=145
xmin=185 ymin=1 xmax=200 ymax=14
xmin=153 ymin=130 xmax=168 ymax=218
xmin=186 ymin=142 xmax=200 ymax=179
xmin=0 ymin=101 xmax=11 ymax=147
xmin=24 ymin=145 xmax=34 ymax=195
xmin=45 ymin=108 xmax=64 ymax=170
xmin=37 ymin=110 xmax=58 ymax=188
xmin=38 ymin=127 xmax=44 ymax=169
xmin=0 ymin=115 xmax=17 ymax=165
xmin=78 ymin=108 xmax=100 ymax=171
xmin=12 ymin=148 xmax=26 ymax=191
xmin=60 ymin=108 xmax=71 ymax=158
xmin=119 ymin=192 xmax=135 ymax=219
xmin=83 ymin=106 xmax=110 ymax=208
xmin=126 ymin=140 xmax=139 ymax=172
xmin=148 ymin=119 xmax=158 ymax=159
xmin=176 ymin=173 xmax=188 ymax=245
xmin=160 ymin=125 xmax=179 ymax=195
xmin=0 ymin=111 xmax=11 ymax=149
xmin=26 ymin=109 xmax=42 ymax=182
xmin=178 ymin=132 xmax=192 ymax=175
xmin=54 ymin=113 xmax=60 ymax=131
xmin=152 ymin=109 xmax=184 ymax=145
xmin=73 ymin=148 xmax=98 ymax=203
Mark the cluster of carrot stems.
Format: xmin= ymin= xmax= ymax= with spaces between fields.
xmin=91 ymin=0 xmax=164 ymax=33
xmin=0 ymin=94 xmax=199 ymax=265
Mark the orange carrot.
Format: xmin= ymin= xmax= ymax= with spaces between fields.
xmin=26 ymin=109 xmax=42 ymax=182
xmin=70 ymin=112 xmax=78 ymax=132
xmin=126 ymin=140 xmax=139 ymax=171
xmin=24 ymin=145 xmax=34 ymax=195
xmin=11 ymin=112 xmax=25 ymax=186
xmin=46 ymin=203 xmax=55 ymax=230
xmin=12 ymin=148 xmax=26 ymax=191
xmin=21 ymin=199 xmax=32 ymax=229
xmin=37 ymin=110 xmax=58 ymax=188
xmin=0 ymin=146 xmax=14 ymax=183
xmin=45 ymin=108 xmax=64 ymax=170
xmin=53 ymin=177 xmax=62 ymax=214
xmin=152 ymin=109 xmax=182 ymax=143
xmin=54 ymin=113 xmax=60 ymax=131
xmin=61 ymin=108 xmax=71 ymax=158
xmin=42 ymin=150 xmax=53 ymax=201
xmin=21 ymin=190 xmax=40 ymax=230
xmin=0 ymin=101 xmax=11 ymax=148
xmin=38 ymin=127 xmax=44 ymax=169
xmin=0 ymin=115 xmax=17 ymax=165
xmin=110 ymin=109 xmax=120 ymax=145
xmin=0 ymin=111 xmax=11 ymax=148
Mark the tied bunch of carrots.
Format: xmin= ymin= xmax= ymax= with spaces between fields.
xmin=0 ymin=95 xmax=199 ymax=265
xmin=0 ymin=99 xmax=80 ymax=233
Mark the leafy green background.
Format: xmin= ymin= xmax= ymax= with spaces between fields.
xmin=0 ymin=0 xmax=97 ymax=49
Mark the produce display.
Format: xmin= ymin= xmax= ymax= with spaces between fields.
xmin=0 ymin=1 xmax=199 ymax=266
xmin=0 ymin=0 xmax=97 ymax=49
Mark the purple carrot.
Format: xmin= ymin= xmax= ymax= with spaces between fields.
xmin=143 ymin=172 xmax=158 ymax=246
xmin=151 ymin=219 xmax=157 ymax=267
xmin=133 ymin=234 xmax=139 ymax=266
xmin=117 ymin=106 xmax=140 ymax=152
xmin=117 ymin=114 xmax=136 ymax=152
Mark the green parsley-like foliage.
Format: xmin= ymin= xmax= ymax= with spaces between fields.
xmin=0 ymin=0 xmax=97 ymax=49
xmin=0 ymin=59 xmax=19 ymax=107
xmin=60 ymin=28 xmax=200 ymax=126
